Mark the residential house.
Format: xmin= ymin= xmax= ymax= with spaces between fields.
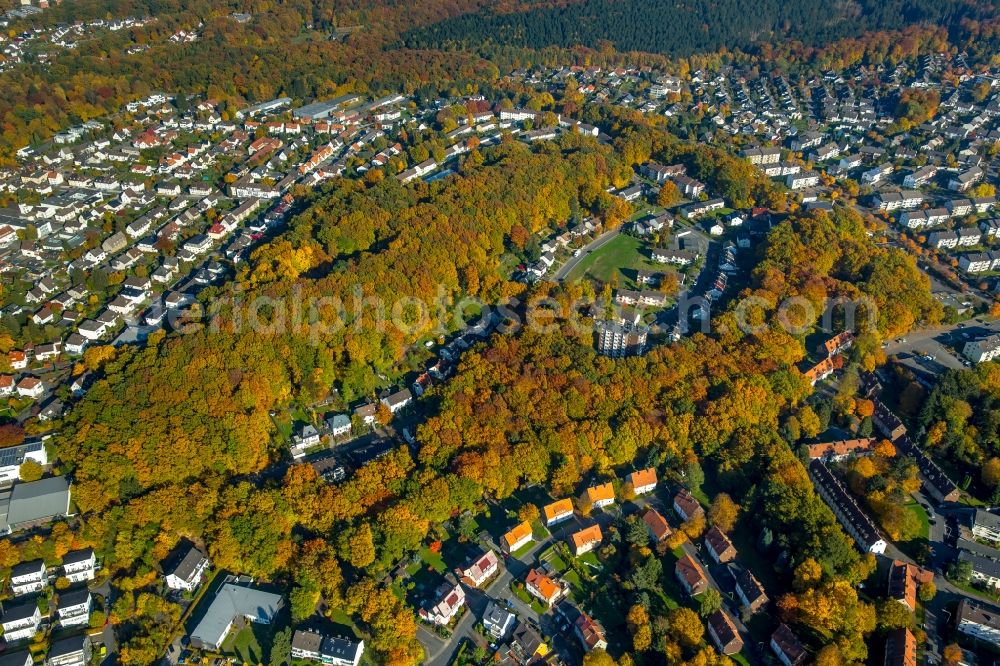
xmin=574 ymin=612 xmax=608 ymax=653
xmin=673 ymin=489 xmax=704 ymax=522
xmin=887 ymin=560 xmax=933 ymax=612
xmin=584 ymin=482 xmax=615 ymax=510
xmin=496 ymin=620 xmax=545 ymax=666
xmin=325 ymin=413 xmax=352 ymax=438
xmin=61 ymin=548 xmax=96 ymax=583
xmin=570 ymin=525 xmax=603 ymax=556
xmin=770 ymin=624 xmax=808 ymax=666
xmin=707 ymin=610 xmax=743 ymax=655
xmin=732 ymin=567 xmax=768 ymax=614
xmin=949 ymin=166 xmax=984 ymax=192
xmin=317 ymin=636 xmax=364 ymax=666
xmin=543 ymin=499 xmax=574 ymax=527
xmin=380 ymin=388 xmax=412 ymax=414
xmin=525 ymin=568 xmax=566 ymax=607
xmin=56 ymin=587 xmax=91 ymax=627
xmin=959 ymin=551 xmax=1000 ymax=590
xmin=10 ymin=559 xmax=46 ymax=596
xmin=419 ymin=575 xmax=465 ymax=626
xmin=806 ymin=438 xmax=877 ymax=462
xmin=0 ymin=652 xmax=32 ymax=666
xmin=675 ymin=554 xmax=708 ymax=596
xmin=965 ymin=335 xmax=1000 ymax=364
xmin=643 ymin=508 xmax=672 ymax=542
xmin=884 ymin=628 xmax=917 ymax=666
xmin=972 ymin=510 xmax=1000 ymax=544
xmin=16 ymin=377 xmax=43 ymax=399
xmin=164 ymin=543 xmax=210 ymax=592
xmin=455 ymin=549 xmax=499 ymax=588
xmin=704 ymin=526 xmax=737 ymax=564
xmin=956 ymin=599 xmax=1000 ymax=648
xmin=628 ymin=468 xmax=657 ymax=495
xmin=0 ymin=440 xmax=47 ymax=484
xmin=45 ymin=634 xmax=91 ymax=666
xmin=786 ymin=171 xmax=820 ymax=190
xmin=501 ymin=521 xmax=533 ymax=554
xmin=291 ymin=630 xmax=323 ymax=662
xmin=809 ymin=460 xmax=886 ymax=554
xmin=483 ymin=600 xmax=516 ymax=640
xmin=1 ymin=599 xmax=41 ymax=641
xmin=291 ymin=630 xmax=364 ymax=666
xmin=189 ymin=581 xmax=284 ymax=651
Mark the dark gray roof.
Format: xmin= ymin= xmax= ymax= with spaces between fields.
xmin=61 ymin=548 xmax=94 ymax=566
xmin=58 ymin=587 xmax=91 ymax=608
xmin=4 ymin=476 xmax=70 ymax=528
xmin=47 ymin=634 xmax=89 ymax=659
xmin=0 ymin=650 xmax=31 ymax=666
xmin=292 ymin=629 xmax=323 ymax=653
xmin=168 ymin=545 xmax=207 ymax=583
xmin=321 ymin=636 xmax=363 ymax=662
xmin=974 ymin=509 xmax=1000 ymax=532
xmin=960 ymin=550 xmax=1000 ymax=579
xmin=2 ymin=599 xmax=39 ymax=623
xmin=10 ymin=558 xmax=44 ymax=578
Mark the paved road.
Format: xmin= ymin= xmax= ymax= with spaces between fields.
xmin=884 ymin=317 xmax=1000 ymax=375
xmin=553 ymin=229 xmax=621 ymax=281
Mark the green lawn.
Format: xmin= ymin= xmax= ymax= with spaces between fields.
xmin=419 ymin=546 xmax=447 ymax=573
xmin=511 ymin=540 xmax=536 ymax=560
xmin=578 ymin=552 xmax=602 ymax=570
xmin=564 ymin=234 xmax=669 ymax=285
xmin=530 ymin=520 xmax=550 ymax=540
xmin=905 ymin=500 xmax=931 ymax=540
xmin=539 ymin=548 xmax=568 ymax=573
xmin=223 ymin=625 xmax=265 ymax=664
xmin=731 ymin=651 xmax=752 ymax=666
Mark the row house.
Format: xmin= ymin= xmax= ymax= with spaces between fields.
xmin=707 ymin=610 xmax=743 ymax=655
xmin=732 ymin=567 xmax=768 ymax=614
xmin=903 ymin=207 xmax=949 ymax=230
xmin=874 ymin=190 xmax=923 ymax=212
xmin=958 ymin=250 xmax=1000 ymax=273
xmin=809 ymin=460 xmax=886 ymax=554
xmin=949 ymin=166 xmax=984 ymax=192
xmin=0 ymin=600 xmax=41 ymax=641
xmin=740 ymin=147 xmax=782 ymax=165
xmin=926 ymin=227 xmax=982 ymax=249
xmin=10 ymin=560 xmax=49 ymax=597
xmin=704 ymin=526 xmax=737 ymax=563
xmin=806 ymin=438 xmax=877 ymax=462
xmin=903 ymin=165 xmax=937 ymax=187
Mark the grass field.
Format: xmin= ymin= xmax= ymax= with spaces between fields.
xmin=564 ymin=234 xmax=668 ymax=285
xmin=905 ymin=500 xmax=931 ymax=541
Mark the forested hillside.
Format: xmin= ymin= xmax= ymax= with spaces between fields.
xmin=33 ymin=120 xmax=943 ymax=663
xmin=403 ymin=0 xmax=992 ymax=57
